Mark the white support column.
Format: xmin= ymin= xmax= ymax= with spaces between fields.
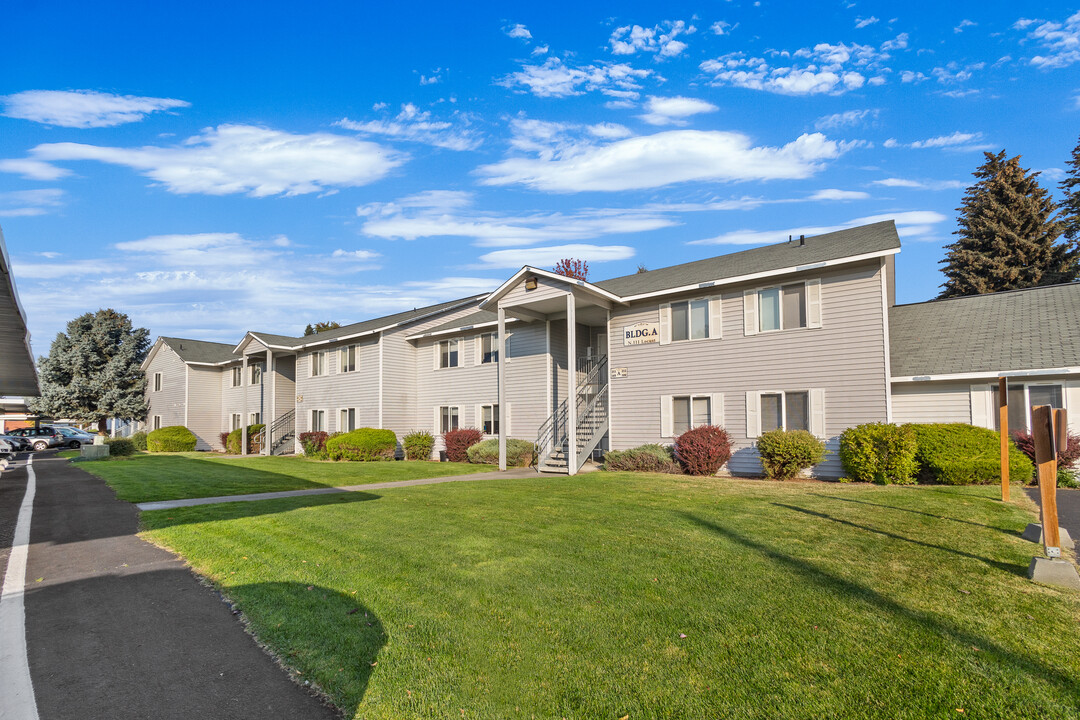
xmin=497 ymin=307 xmax=507 ymax=471
xmin=264 ymin=349 xmax=274 ymax=455
xmin=241 ymin=355 xmax=249 ymax=456
xmin=566 ymin=294 xmax=577 ymax=476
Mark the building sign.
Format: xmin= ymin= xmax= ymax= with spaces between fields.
xmin=623 ymin=322 xmax=659 ymax=346
xmin=611 ymin=367 xmax=628 ymax=379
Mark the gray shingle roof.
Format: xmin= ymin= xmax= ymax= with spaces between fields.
xmin=417 ymin=310 xmax=500 ymax=336
xmin=595 ymin=220 xmax=901 ymax=297
xmin=161 ymin=337 xmax=239 ymax=365
xmin=889 ymin=283 xmax=1080 ymax=377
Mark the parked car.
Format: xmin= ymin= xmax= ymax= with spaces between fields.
xmin=7 ymin=426 xmax=66 ymax=451
xmin=52 ymin=426 xmax=97 ymax=449
xmin=0 ymin=434 xmax=31 ymax=452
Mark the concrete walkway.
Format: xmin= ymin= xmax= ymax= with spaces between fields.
xmin=137 ymin=466 xmax=537 ymax=511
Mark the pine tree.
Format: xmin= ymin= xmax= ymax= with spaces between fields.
xmin=1060 ymin=133 xmax=1080 ymax=244
xmin=28 ymin=309 xmax=150 ymax=433
xmin=939 ymin=150 xmax=1075 ymax=298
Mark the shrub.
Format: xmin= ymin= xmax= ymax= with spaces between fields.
xmin=219 ymin=432 xmax=230 ymax=451
xmin=147 ymin=425 xmax=198 ymax=453
xmin=674 ymin=425 xmax=733 ymax=476
xmin=756 ymin=429 xmax=827 ymax=481
xmin=444 ymin=427 xmax=483 ymax=462
xmin=1011 ymin=430 xmax=1080 ymax=480
xmin=906 ymin=423 xmax=1033 ymax=485
xmin=299 ymin=431 xmax=329 ymax=456
xmin=1059 ymin=467 xmax=1080 ymax=489
xmin=838 ymin=423 xmax=918 ymax=484
xmin=105 ymin=437 xmax=136 ymax=456
xmin=467 ymin=438 xmax=535 ymax=467
xmin=326 ymin=428 xmax=397 ymax=461
xmin=226 ymin=424 xmax=265 ymax=455
xmin=403 ymin=430 xmax=435 ymax=460
xmin=602 ymin=444 xmax=681 ymax=474
xmin=129 ymin=432 xmax=148 ymax=451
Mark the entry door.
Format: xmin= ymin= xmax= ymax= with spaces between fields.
xmin=596 ymin=333 xmax=607 ymax=356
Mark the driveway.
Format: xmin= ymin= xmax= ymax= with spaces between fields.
xmin=1025 ymin=486 xmax=1080 ymax=536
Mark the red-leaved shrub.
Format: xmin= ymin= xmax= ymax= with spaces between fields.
xmin=219 ymin=432 xmax=230 ymax=451
xmin=1011 ymin=430 xmax=1080 ymax=476
xmin=300 ymin=431 xmax=329 ymax=455
xmin=674 ymin=425 xmax=733 ymax=476
xmin=444 ymin=427 xmax=483 ymax=462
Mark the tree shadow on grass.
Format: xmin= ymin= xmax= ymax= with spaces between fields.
xmin=771 ymin=502 xmax=1026 ymax=577
xmin=813 ymin=493 xmax=1021 ymax=535
xmin=677 ymin=511 xmax=1080 ymax=697
xmin=139 ymin=490 xmax=382 ymax=531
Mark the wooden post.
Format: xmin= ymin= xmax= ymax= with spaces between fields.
xmin=999 ymin=377 xmax=1009 ymax=502
xmin=1031 ymin=405 xmax=1061 ymax=556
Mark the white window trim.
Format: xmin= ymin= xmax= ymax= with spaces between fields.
xmin=475 ymin=332 xmax=500 ymax=366
xmin=309 ymin=408 xmax=327 ymax=433
xmin=977 ymin=381 xmax=1066 ymax=431
xmin=435 ymin=405 xmax=460 ymax=435
xmin=309 ymin=351 xmax=327 ymax=378
xmin=337 ymin=407 xmax=358 ymax=433
xmin=746 ymin=389 xmax=825 ymax=438
xmin=477 ymin=402 xmax=501 ymax=436
xmin=658 ymin=296 xmax=722 ymax=346
xmin=743 ymin=279 xmax=822 ymax=336
xmin=338 ymin=344 xmax=359 ymax=374
xmin=436 ymin=338 xmax=462 ymax=370
xmin=231 ymin=366 xmax=242 ymax=387
xmin=152 ymin=415 xmax=162 ymax=431
xmin=250 ymin=363 xmax=262 ymax=386
xmin=230 ymin=413 xmax=242 ymax=431
xmin=248 ymin=412 xmax=261 ymax=426
xmin=153 ymin=372 xmax=162 ymax=392
xmin=660 ymin=393 xmax=724 ymax=437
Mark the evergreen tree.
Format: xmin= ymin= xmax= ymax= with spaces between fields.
xmin=304 ymin=321 xmax=341 ymax=336
xmin=939 ymin=150 xmax=1075 ymax=298
xmin=28 ymin=309 xmax=150 ymax=433
xmin=1060 ymin=133 xmax=1080 ymax=244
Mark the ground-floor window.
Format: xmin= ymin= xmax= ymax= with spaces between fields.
xmin=440 ymin=406 xmax=459 ymax=434
xmin=249 ymin=412 xmax=261 ymax=426
xmin=673 ymin=396 xmax=712 ymax=436
xmin=152 ymin=415 xmax=162 ymax=431
xmin=992 ymin=383 xmax=1063 ymax=432
xmin=231 ymin=413 xmax=242 ymax=431
xmin=481 ymin=404 xmax=499 ymax=435
xmin=760 ymin=391 xmax=809 ymax=433
xmin=311 ymin=409 xmax=326 ymax=432
xmin=339 ymin=407 xmax=356 ymax=433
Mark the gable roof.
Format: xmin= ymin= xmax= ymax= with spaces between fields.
xmin=160 ymin=337 xmax=240 ymax=365
xmin=595 ymin=220 xmax=901 ymax=298
xmin=889 ymin=283 xmax=1080 ymax=378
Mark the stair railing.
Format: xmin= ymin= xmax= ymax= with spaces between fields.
xmin=535 ymin=355 xmax=609 ymax=471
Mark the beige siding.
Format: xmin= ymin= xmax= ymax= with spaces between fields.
xmin=187 ymin=365 xmax=224 ymax=450
xmin=221 ymin=359 xmax=268 ymax=430
xmin=608 ymin=260 xmax=889 ymax=477
xmin=145 ymin=345 xmax=187 ymax=430
xmin=499 ymin=275 xmax=571 ymax=307
xmin=274 ymin=355 xmax=296 ymax=422
xmin=891 ymin=383 xmax=972 ymax=424
xmin=294 ymin=337 xmax=380 ymax=433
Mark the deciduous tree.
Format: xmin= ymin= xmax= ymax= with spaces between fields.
xmin=553 ymin=258 xmax=589 ymax=281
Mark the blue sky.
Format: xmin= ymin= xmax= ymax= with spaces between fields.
xmin=2 ymin=1 xmax=1079 ymax=352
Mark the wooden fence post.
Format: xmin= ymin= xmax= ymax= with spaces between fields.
xmin=1031 ymin=405 xmax=1061 ymax=557
xmin=999 ymin=377 xmax=1009 ymax=502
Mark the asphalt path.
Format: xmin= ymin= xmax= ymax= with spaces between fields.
xmin=1026 ymin=485 xmax=1080 ymax=539
xmin=1 ymin=452 xmax=339 ymax=720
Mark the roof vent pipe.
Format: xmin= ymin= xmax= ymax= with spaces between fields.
xmin=799 ymin=235 xmax=805 ymax=246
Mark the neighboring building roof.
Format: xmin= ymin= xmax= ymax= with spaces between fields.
xmin=0 ymin=225 xmax=40 ymax=396
xmin=889 ymin=283 xmax=1080 ymax=378
xmin=407 ymin=310 xmax=503 ymax=339
xmin=160 ymin=337 xmax=240 ymax=365
xmin=595 ymin=220 xmax=901 ymax=298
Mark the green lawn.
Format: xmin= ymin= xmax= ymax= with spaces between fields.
xmin=74 ymin=452 xmax=493 ymax=502
xmin=139 ymin=474 xmax=1080 ymax=719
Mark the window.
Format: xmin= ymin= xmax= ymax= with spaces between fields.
xmin=992 ymin=383 xmax=1064 ymax=433
xmin=231 ymin=413 xmax=242 ymax=431
xmin=339 ymin=408 xmax=356 ymax=433
xmin=759 ymin=391 xmax=809 ymax=433
xmin=153 ymin=415 xmax=162 ymax=431
xmin=310 ymin=409 xmax=326 ymax=432
xmin=339 ymin=345 xmax=358 ymax=373
xmin=480 ymin=333 xmax=498 ymax=364
xmin=250 ymin=364 xmax=262 ymax=385
xmin=759 ymin=283 xmax=806 ymax=332
xmin=231 ymin=367 xmax=242 ymax=387
xmin=249 ymin=412 xmax=261 ymax=426
xmin=671 ymin=299 xmax=710 ymax=341
xmin=439 ymin=339 xmax=459 ymax=369
xmin=310 ymin=351 xmax=326 ymax=377
xmin=440 ymin=406 xmax=459 ymax=434
xmin=153 ymin=372 xmax=162 ymax=392
xmin=673 ymin=396 xmax=711 ymax=436
xmin=481 ymin=404 xmax=499 ymax=435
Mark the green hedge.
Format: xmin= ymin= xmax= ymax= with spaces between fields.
xmin=105 ymin=437 xmax=136 ymax=456
xmin=839 ymin=423 xmax=918 ymax=484
xmin=129 ymin=431 xmax=148 ymax=451
xmin=466 ymin=438 xmax=535 ymax=467
xmin=907 ymin=423 xmax=1033 ymax=485
xmin=147 ymin=425 xmax=197 ymax=453
xmin=756 ymin=429 xmax=827 ymax=480
xmin=602 ymin=444 xmax=681 ymax=473
xmin=402 ymin=430 xmax=435 ymax=461
xmin=326 ymin=428 xmax=397 ymax=461
xmin=227 ymin=424 xmax=265 ymax=455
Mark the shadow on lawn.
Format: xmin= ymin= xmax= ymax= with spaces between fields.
xmin=678 ymin=511 xmax=1080 ymax=696
xmin=140 ymin=490 xmax=382 ymax=530
xmin=771 ymin=503 xmax=1025 ymax=577
xmin=814 ymin=493 xmax=1020 ymax=534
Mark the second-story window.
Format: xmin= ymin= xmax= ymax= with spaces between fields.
xmin=250 ymin=364 xmax=262 ymax=385
xmin=339 ymin=345 xmax=357 ymax=373
xmin=480 ymin=333 xmax=498 ymax=364
xmin=231 ymin=367 xmax=242 ymax=387
xmin=440 ymin=339 xmax=459 ymax=368
xmin=310 ymin=351 xmax=326 ymax=377
xmin=759 ymin=283 xmax=806 ymax=332
xmin=671 ymin=299 xmax=710 ymax=341
xmin=153 ymin=372 xmax=162 ymax=392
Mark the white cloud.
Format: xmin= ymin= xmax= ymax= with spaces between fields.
xmin=880 ymin=33 xmax=909 ymax=51
xmin=609 ymin=20 xmax=695 ymax=58
xmin=532 ymin=45 xmax=549 ymax=56
xmin=1020 ymin=11 xmax=1080 ymax=69
xmin=506 ymin=24 xmax=532 ymax=40
xmin=900 ymin=70 xmax=928 ymax=83
xmin=498 ymin=57 xmax=652 ymax=99
xmin=11 ymin=258 xmax=122 ymax=279
xmin=588 ymin=122 xmax=633 ymax=139
xmin=710 ymin=21 xmax=733 ymax=36
xmin=419 ymin=69 xmax=443 ymax=85
xmin=0 ymin=89 xmax=190 ymax=128
xmin=331 ymin=249 xmax=381 ymax=262
xmin=22 ymin=124 xmax=403 ymax=197
xmin=476 ymin=130 xmax=845 ymax=192
xmin=637 ymin=95 xmax=719 ymax=126
xmin=954 ymin=19 xmax=977 ymax=33
xmin=809 ymin=189 xmax=869 ymax=200
xmin=0 ymin=188 xmax=65 ymax=217
xmin=0 ymin=157 xmax=72 ymax=181
xmin=477 ymin=243 xmax=635 ymax=269
xmin=814 ymin=108 xmax=878 ymax=130
xmin=690 ymin=210 xmax=947 ymax=245
xmin=855 ymin=16 xmax=879 ymax=29
xmin=931 ymin=61 xmax=984 ymax=84
xmin=906 ymin=131 xmax=988 ymax=149
xmin=872 ymin=177 xmax=968 ymax=190
xmin=335 ymin=104 xmax=480 ymax=151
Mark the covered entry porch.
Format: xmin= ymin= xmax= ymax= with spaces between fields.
xmin=233 ymin=334 xmax=298 ymax=456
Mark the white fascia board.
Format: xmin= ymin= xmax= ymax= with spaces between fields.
xmin=479 ymin=266 xmax=627 ymax=311
xmin=140 ymin=338 xmax=166 ymax=371
xmin=618 ymin=248 xmax=900 ymax=303
xmin=404 ymin=318 xmax=520 ymax=341
xmin=892 ymin=367 xmax=1080 ymax=383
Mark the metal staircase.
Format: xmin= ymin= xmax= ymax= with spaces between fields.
xmin=535 ymin=356 xmax=609 ymax=474
xmin=253 ymin=409 xmax=296 ymax=456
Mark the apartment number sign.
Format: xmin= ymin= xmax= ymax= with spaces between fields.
xmin=623 ymin=322 xmax=659 ymax=345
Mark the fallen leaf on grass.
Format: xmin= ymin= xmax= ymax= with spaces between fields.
xmin=619 ymin=716 xmax=629 ymax=720
xmin=306 ymin=585 xmax=314 ymax=590
xmin=347 ymin=608 xmax=359 ymax=615
xmin=679 ymin=633 xmax=687 ymax=639
xmin=958 ymin=589 xmax=970 ymax=595
xmin=370 ymin=661 xmax=377 ymax=667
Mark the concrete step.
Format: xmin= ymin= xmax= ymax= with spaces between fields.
xmin=538 ymin=464 xmax=570 ymax=474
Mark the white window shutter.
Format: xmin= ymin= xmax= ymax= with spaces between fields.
xmin=709 ymin=296 xmax=723 ymax=339
xmin=474 ymin=336 xmax=482 ymax=366
xmin=711 ymin=393 xmax=724 ymax=428
xmin=659 ymin=304 xmax=672 ymax=345
xmin=969 ymin=384 xmax=990 ymax=428
xmin=506 ymin=402 xmax=512 ymax=436
xmin=807 ymin=279 xmax=823 ymax=328
xmin=1066 ymin=381 xmax=1080 ymax=433
xmin=810 ymin=389 xmax=826 ymax=438
xmin=433 ymin=343 xmax=440 ymax=371
xmin=474 ymin=404 xmax=482 ymax=431
xmin=743 ymin=290 xmax=758 ymax=336
xmin=746 ymin=391 xmax=760 ymax=438
xmin=433 ymin=406 xmax=441 ymax=435
xmin=660 ymin=395 xmax=673 ymax=437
